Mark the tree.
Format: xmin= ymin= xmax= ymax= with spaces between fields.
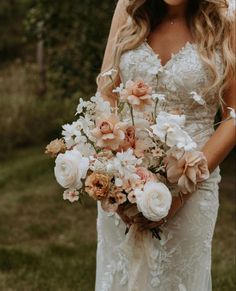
xmin=26 ymin=0 xmax=116 ymax=98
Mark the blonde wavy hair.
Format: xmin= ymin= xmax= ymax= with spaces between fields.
xmin=98 ymin=0 xmax=235 ymax=104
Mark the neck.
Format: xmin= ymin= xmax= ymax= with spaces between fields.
xmin=166 ymin=3 xmax=188 ymax=20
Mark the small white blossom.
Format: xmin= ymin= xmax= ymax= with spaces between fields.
xmin=62 ymin=121 xmax=83 ymax=148
xmin=227 ymin=107 xmax=236 ymax=121
xmin=63 ymin=189 xmax=80 ymax=203
xmin=112 ymin=83 xmax=124 ymax=94
xmin=101 ymin=68 xmax=118 ymax=77
xmin=190 ymin=91 xmax=205 ymax=105
xmin=111 ymin=149 xmax=142 ymax=182
xmin=152 ymin=93 xmax=166 ymax=101
xmin=91 ymin=92 xmax=111 ymax=116
xmin=76 ymin=98 xmax=90 ymax=115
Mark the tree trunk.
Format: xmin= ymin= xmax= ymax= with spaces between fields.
xmin=36 ymin=40 xmax=47 ymax=96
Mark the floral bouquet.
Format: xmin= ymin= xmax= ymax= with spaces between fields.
xmin=45 ymin=69 xmax=235 ymax=238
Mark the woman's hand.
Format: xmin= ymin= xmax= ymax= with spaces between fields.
xmin=116 ymin=204 xmax=133 ymax=226
xmin=133 ymin=192 xmax=191 ymax=231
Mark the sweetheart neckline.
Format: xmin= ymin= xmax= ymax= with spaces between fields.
xmin=143 ymin=40 xmax=197 ymax=69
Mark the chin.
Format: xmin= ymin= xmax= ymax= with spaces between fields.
xmin=163 ymin=0 xmax=188 ymax=6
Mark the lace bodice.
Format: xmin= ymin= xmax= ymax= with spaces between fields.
xmin=119 ymin=41 xmax=224 ymax=148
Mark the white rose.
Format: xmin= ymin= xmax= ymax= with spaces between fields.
xmin=54 ymin=150 xmax=89 ymax=189
xmin=135 ymin=181 xmax=172 ymax=222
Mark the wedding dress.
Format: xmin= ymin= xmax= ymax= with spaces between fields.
xmin=95 ymin=3 xmax=235 ymax=291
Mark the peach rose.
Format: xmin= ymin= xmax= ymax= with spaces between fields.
xmin=85 ymin=172 xmax=110 ymax=200
xmin=91 ymin=115 xmax=127 ymax=150
xmin=120 ymin=80 xmax=154 ymax=112
xmin=45 ymin=138 xmax=66 ymax=157
xmin=166 ymin=150 xmax=210 ymax=194
xmin=119 ymin=126 xmax=136 ymax=151
xmin=136 ymin=167 xmax=157 ymax=183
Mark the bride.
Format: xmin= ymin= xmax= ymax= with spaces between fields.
xmin=95 ymin=0 xmax=235 ymax=290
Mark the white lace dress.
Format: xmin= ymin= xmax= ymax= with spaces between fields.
xmin=95 ymin=5 xmax=234 ymax=291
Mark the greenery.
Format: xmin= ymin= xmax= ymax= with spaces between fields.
xmin=0 ymin=62 xmax=79 ymax=153
xmin=26 ymin=0 xmax=116 ymax=97
xmin=0 ymin=147 xmax=235 ymax=290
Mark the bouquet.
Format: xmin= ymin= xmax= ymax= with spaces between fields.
xmin=45 ymin=69 xmax=235 ymax=238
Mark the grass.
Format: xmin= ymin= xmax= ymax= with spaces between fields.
xmin=0 ymin=146 xmax=235 ymax=291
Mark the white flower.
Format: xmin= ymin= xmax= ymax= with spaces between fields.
xmin=227 ymin=107 xmax=236 ymax=122
xmin=152 ymin=93 xmax=166 ymax=102
xmin=135 ymin=181 xmax=172 ymax=222
xmin=101 ymin=68 xmax=118 ymax=77
xmin=91 ymin=92 xmax=111 ymax=116
xmin=112 ymin=83 xmax=124 ymax=94
xmin=151 ymin=111 xmax=196 ymax=151
xmin=63 ymin=189 xmax=80 ymax=203
xmin=112 ymin=149 xmax=142 ymax=181
xmin=54 ymin=150 xmax=89 ymax=189
xmin=73 ymin=141 xmax=96 ymax=157
xmin=190 ymin=91 xmax=205 ymax=105
xmin=76 ymin=98 xmax=90 ymax=115
xmin=62 ymin=121 xmax=83 ymax=147
xmin=166 ymin=126 xmax=197 ymax=151
xmin=151 ymin=111 xmax=185 ymax=142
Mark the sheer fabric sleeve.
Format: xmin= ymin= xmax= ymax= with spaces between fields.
xmin=100 ymin=0 xmax=128 ymax=73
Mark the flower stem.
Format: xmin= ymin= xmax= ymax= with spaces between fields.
xmin=129 ymin=104 xmax=135 ymax=126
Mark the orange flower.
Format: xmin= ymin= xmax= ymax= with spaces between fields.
xmin=121 ymin=80 xmax=153 ymax=112
xmin=45 ymin=138 xmax=66 ymax=157
xmin=85 ymin=172 xmax=110 ymax=200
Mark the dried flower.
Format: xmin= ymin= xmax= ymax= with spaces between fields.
xmin=45 ymin=138 xmax=66 ymax=157
xmin=85 ymin=172 xmax=110 ymax=200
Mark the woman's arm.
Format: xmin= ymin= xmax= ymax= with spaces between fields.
xmin=202 ymin=78 xmax=236 ymax=173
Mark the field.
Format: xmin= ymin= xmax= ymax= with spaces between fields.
xmin=0 ymin=146 xmax=235 ymax=291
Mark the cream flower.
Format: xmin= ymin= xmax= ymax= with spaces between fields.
xmin=54 ymin=150 xmax=89 ymax=189
xmin=190 ymin=91 xmax=206 ymax=105
xmin=45 ymin=138 xmax=66 ymax=157
xmin=151 ymin=111 xmax=197 ymax=151
xmin=127 ymin=191 xmax=137 ymax=204
xmin=112 ymin=149 xmax=142 ymax=182
xmin=135 ymin=181 xmax=172 ymax=222
xmin=91 ymin=114 xmax=127 ymax=150
xmin=85 ymin=172 xmax=110 ymax=200
xmin=63 ymin=189 xmax=80 ymax=203
xmin=120 ymin=80 xmax=154 ymax=111
xmin=166 ymin=149 xmax=210 ymax=194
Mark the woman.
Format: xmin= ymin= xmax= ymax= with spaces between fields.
xmin=95 ymin=0 xmax=235 ymax=290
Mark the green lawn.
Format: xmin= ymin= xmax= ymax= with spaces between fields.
xmin=0 ymin=146 xmax=235 ymax=291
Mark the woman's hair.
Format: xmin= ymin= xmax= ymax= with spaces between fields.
xmin=98 ymin=0 xmax=235 ymax=104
